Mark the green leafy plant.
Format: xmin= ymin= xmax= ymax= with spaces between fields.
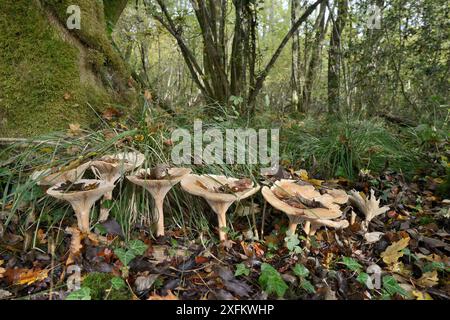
xmin=293 ymin=264 xmax=315 ymax=294
xmin=258 ymin=263 xmax=288 ymax=298
xmin=114 ymin=239 xmax=148 ymax=268
xmin=284 ymin=231 xmax=302 ymax=254
xmin=66 ymin=287 xmax=91 ymax=300
xmin=235 ymin=263 xmax=250 ymax=277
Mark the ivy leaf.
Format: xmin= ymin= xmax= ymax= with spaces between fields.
xmin=114 ymin=248 xmax=136 ymax=266
xmin=258 ymin=263 xmax=288 ymax=298
xmin=341 ymin=257 xmax=362 ymax=272
xmin=284 ymin=232 xmax=302 ymax=253
xmin=356 ymin=272 xmax=370 ymax=287
xmin=382 ymin=275 xmax=408 ymax=298
xmin=235 ymin=263 xmax=250 ymax=277
xmin=128 ymin=240 xmax=148 ymax=256
xmin=293 ymin=264 xmax=309 ymax=278
xmin=111 ymin=276 xmax=126 ymax=290
xmin=300 ymin=279 xmax=315 ymax=294
xmin=66 ymin=287 xmax=91 ymax=300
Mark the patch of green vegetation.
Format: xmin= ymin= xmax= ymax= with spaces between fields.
xmin=0 ymin=0 xmax=112 ymax=137
xmin=82 ymin=272 xmax=130 ymax=300
xmin=43 ymin=0 xmax=129 ymax=81
xmin=282 ymin=115 xmax=420 ymax=179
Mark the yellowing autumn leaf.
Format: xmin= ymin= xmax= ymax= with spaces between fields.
xmin=16 ymin=269 xmax=49 ymax=286
xmin=417 ymin=270 xmax=439 ymax=288
xmin=412 ymin=290 xmax=433 ymax=300
xmin=380 ymin=237 xmax=410 ymax=265
xmin=295 ymin=169 xmax=309 ymax=181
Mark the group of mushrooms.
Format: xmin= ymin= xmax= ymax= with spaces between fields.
xmin=31 ymin=151 xmax=387 ymax=244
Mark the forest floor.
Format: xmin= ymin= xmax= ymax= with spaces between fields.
xmin=0 ymin=162 xmax=449 ymax=300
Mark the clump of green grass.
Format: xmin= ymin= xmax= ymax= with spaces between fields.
xmin=282 ymin=115 xmax=419 ymax=179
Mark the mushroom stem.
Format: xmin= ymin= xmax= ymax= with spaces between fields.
xmin=287 ymin=221 xmax=298 ymax=235
xmin=153 ymin=196 xmax=165 ymax=237
xmin=303 ymin=221 xmax=311 ymax=236
xmin=208 ymin=201 xmax=232 ymax=241
xmin=217 ymin=209 xmax=227 ymax=242
xmin=99 ymin=191 xmax=113 ymax=222
xmin=76 ymin=208 xmax=91 ymax=233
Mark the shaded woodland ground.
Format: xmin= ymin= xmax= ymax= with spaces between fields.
xmin=0 ymin=0 xmax=449 ymax=300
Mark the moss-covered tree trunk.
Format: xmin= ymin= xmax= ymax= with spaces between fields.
xmin=0 ymin=0 xmax=135 ymax=137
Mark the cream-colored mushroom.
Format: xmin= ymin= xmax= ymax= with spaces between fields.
xmin=180 ymin=174 xmax=260 ymax=241
xmin=47 ymin=179 xmax=115 ymax=233
xmin=262 ymin=180 xmax=348 ymax=236
xmin=31 ymin=161 xmax=91 ymax=186
xmin=90 ymin=151 xmax=145 ymax=221
xmin=127 ymin=167 xmax=191 ymax=237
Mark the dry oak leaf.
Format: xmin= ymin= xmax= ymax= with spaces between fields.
xmin=380 ymin=237 xmax=410 ymax=265
xmin=416 ymin=270 xmax=439 ymax=288
xmin=147 ymin=290 xmax=179 ymax=300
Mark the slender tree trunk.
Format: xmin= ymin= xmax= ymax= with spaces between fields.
xmin=327 ymin=0 xmax=348 ymax=114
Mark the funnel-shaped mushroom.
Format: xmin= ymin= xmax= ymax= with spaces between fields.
xmin=180 ymin=174 xmax=260 ymax=241
xmin=262 ymin=180 xmax=347 ymax=236
xmin=127 ymin=166 xmax=191 ymax=237
xmin=90 ymin=151 xmax=145 ymax=221
xmin=31 ymin=161 xmax=91 ymax=186
xmin=47 ymin=180 xmax=115 ymax=233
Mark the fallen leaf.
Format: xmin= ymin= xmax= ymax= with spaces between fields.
xmin=364 ymin=231 xmax=384 ymax=244
xmin=16 ymin=268 xmax=49 ymax=286
xmin=102 ymin=107 xmax=123 ymax=121
xmin=0 ymin=289 xmax=12 ymax=300
xmin=380 ymin=237 xmax=410 ymax=265
xmin=65 ymin=227 xmax=83 ymax=265
xmin=135 ymin=274 xmax=159 ymax=292
xmin=67 ymin=123 xmax=82 ymax=136
xmin=147 ymin=290 xmax=179 ymax=300
xmin=195 ymin=256 xmax=209 ymax=264
xmin=412 ymin=290 xmax=433 ymax=300
xmin=416 ymin=270 xmax=439 ymax=288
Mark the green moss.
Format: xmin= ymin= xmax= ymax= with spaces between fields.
xmin=43 ymin=0 xmax=129 ymax=80
xmin=0 ymin=0 xmax=136 ymax=137
xmin=0 ymin=1 xmax=106 ymax=137
xmin=82 ymin=272 xmax=131 ymax=300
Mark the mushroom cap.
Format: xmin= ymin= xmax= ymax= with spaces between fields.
xmin=324 ymin=188 xmax=349 ymax=205
xmin=46 ymin=179 xmax=115 ymax=203
xmin=261 ymin=180 xmax=342 ymax=220
xmin=126 ymin=167 xmax=191 ymax=199
xmin=90 ymin=151 xmax=145 ymax=182
xmin=180 ymin=174 xmax=260 ymax=203
xmin=32 ymin=161 xmax=91 ymax=186
xmin=127 ymin=167 xmax=192 ymax=187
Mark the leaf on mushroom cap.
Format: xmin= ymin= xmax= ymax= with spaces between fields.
xmin=349 ymin=189 xmax=390 ymax=223
xmin=180 ymin=174 xmax=260 ymax=203
xmin=91 ymin=151 xmax=145 ymax=180
xmin=262 ymin=180 xmax=343 ymax=220
xmin=47 ymin=179 xmax=115 ymax=202
xmin=31 ymin=161 xmax=91 ymax=186
xmin=128 ymin=167 xmax=191 ymax=185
